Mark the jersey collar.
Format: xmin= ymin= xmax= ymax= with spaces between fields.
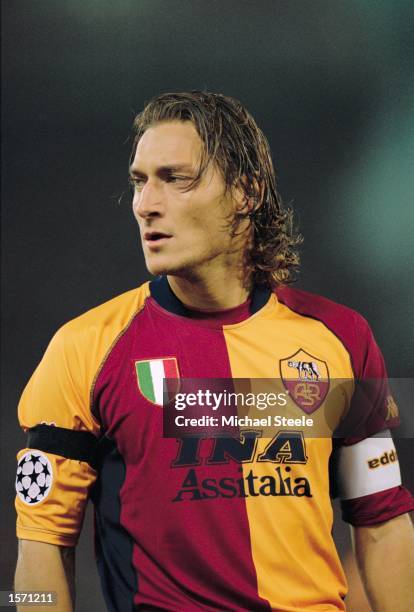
xmin=149 ymin=275 xmax=271 ymax=324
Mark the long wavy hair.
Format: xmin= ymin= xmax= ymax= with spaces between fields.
xmin=131 ymin=91 xmax=301 ymax=288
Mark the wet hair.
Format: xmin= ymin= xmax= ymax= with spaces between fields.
xmin=131 ymin=91 xmax=301 ymax=287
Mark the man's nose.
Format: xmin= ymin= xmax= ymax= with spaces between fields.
xmin=133 ymin=181 xmax=163 ymax=219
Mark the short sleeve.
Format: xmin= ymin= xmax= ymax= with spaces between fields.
xmin=332 ymin=316 xmax=414 ymax=525
xmin=335 ymin=313 xmax=400 ymax=443
xmin=332 ymin=430 xmax=414 ymax=525
xmin=16 ymin=325 xmax=100 ymax=546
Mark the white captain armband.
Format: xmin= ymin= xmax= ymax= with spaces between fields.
xmin=335 ymin=430 xmax=402 ymax=500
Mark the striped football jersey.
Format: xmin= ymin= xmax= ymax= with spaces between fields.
xmin=16 ymin=277 xmax=414 ymax=611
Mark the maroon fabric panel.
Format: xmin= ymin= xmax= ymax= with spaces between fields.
xmin=93 ymin=296 xmax=270 ymax=611
xmin=276 ymin=286 xmax=380 ymax=378
xmin=177 ymin=296 xmax=252 ymax=325
xmin=341 ymin=486 xmax=414 ymax=526
xmin=276 ymin=286 xmax=401 ymax=440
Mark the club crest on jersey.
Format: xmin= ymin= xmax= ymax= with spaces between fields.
xmin=280 ymin=349 xmax=329 ymax=414
xmin=135 ymin=357 xmax=180 ymax=406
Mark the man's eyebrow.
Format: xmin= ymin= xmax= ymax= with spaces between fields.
xmin=129 ymin=164 xmax=195 ymax=177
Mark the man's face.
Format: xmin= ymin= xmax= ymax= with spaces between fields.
xmin=130 ymin=121 xmax=247 ymax=279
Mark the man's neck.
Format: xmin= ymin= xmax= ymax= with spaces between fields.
xmin=167 ymin=272 xmax=251 ymax=311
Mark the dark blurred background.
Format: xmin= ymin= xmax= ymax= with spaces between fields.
xmin=2 ymin=1 xmax=413 ymax=610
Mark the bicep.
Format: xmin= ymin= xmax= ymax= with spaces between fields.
xmin=16 ymin=539 xmax=75 ymax=583
xmin=17 ymin=538 xmax=75 ymax=565
xmin=16 ymin=540 xmax=76 ymax=611
xmin=352 ymin=513 xmax=414 ymax=550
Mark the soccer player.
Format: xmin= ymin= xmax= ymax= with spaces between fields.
xmin=15 ymin=92 xmax=414 ymax=611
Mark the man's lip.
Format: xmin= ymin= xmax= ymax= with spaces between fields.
xmin=143 ymin=232 xmax=172 ymax=240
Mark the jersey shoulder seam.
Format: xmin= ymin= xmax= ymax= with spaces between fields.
xmin=275 ymin=286 xmax=360 ymax=377
xmin=89 ymin=298 xmax=148 ymax=420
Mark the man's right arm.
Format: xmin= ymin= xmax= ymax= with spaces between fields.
xmin=15 ymin=540 xmax=75 ymax=612
xmin=15 ymin=323 xmax=102 ymax=611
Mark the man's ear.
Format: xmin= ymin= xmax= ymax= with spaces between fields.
xmin=233 ymin=176 xmax=263 ymax=214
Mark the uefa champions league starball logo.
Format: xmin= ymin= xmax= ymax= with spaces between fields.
xmin=15 ymin=450 xmax=53 ymax=505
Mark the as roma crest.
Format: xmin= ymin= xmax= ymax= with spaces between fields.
xmin=135 ymin=357 xmax=180 ymax=406
xmin=280 ymin=349 xmax=329 ymax=414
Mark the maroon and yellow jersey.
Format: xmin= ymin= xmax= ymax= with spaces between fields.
xmin=16 ymin=277 xmax=414 ymax=611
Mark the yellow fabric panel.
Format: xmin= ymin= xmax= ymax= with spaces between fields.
xmin=223 ymin=295 xmax=350 ymax=610
xmin=222 ymin=294 xmax=353 ymax=378
xmin=16 ymin=452 xmax=95 ymax=546
xmin=237 ymin=438 xmax=346 ymax=610
xmin=16 ymin=284 xmax=150 ymax=544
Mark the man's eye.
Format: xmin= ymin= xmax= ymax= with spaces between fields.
xmin=167 ymin=175 xmax=192 ymax=185
xmin=129 ymin=177 xmax=145 ymax=190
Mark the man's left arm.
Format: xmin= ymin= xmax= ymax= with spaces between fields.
xmin=333 ymin=315 xmax=414 ymax=609
xmin=334 ymin=430 xmax=414 ymax=609
xmin=352 ymin=513 xmax=414 ymax=612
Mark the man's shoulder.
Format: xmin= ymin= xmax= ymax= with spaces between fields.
xmin=26 ymin=283 xmax=152 ymax=403
xmin=275 ymin=284 xmax=371 ymax=338
xmin=52 ymin=282 xmax=151 ymax=348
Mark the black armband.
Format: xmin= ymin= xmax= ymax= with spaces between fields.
xmin=26 ymin=424 xmax=113 ymax=470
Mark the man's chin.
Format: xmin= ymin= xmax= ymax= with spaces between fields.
xmin=145 ymin=258 xmax=181 ymax=277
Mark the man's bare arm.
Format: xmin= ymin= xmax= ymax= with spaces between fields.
xmin=352 ymin=513 xmax=414 ymax=612
xmin=15 ymin=540 xmax=75 ymax=612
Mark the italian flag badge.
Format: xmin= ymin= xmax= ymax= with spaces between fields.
xmin=135 ymin=357 xmax=180 ymax=406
